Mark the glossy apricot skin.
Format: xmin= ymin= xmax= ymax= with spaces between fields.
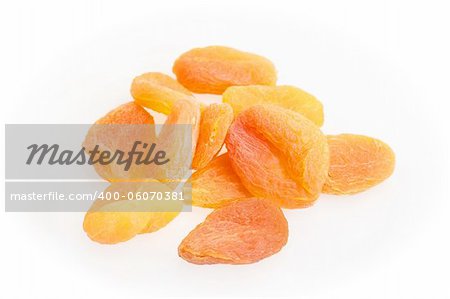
xmin=223 ymin=85 xmax=324 ymax=126
xmin=131 ymin=72 xmax=194 ymax=115
xmin=173 ymin=46 xmax=277 ymax=94
xmin=83 ymin=102 xmax=156 ymax=182
xmin=226 ymin=104 xmax=329 ymax=208
xmin=322 ymin=134 xmax=395 ymax=194
xmin=192 ymin=103 xmax=234 ymax=170
xmin=178 ymin=198 xmax=288 ymax=265
xmin=190 ymin=154 xmax=252 ymax=209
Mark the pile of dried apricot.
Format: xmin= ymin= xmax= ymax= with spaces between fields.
xmin=83 ymin=46 xmax=395 ymax=265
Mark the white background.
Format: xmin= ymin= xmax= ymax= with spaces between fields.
xmin=1 ymin=0 xmax=449 ymax=298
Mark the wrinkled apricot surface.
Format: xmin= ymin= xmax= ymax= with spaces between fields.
xmin=226 ymin=104 xmax=329 ymax=208
xmin=192 ymin=103 xmax=234 ymax=170
xmin=83 ymin=102 xmax=156 ymax=182
xmin=131 ymin=72 xmax=194 ymax=115
xmin=190 ymin=154 xmax=252 ymax=208
xmin=223 ymin=85 xmax=324 ymax=126
xmin=173 ymin=46 xmax=277 ymax=94
xmin=322 ymin=134 xmax=395 ymax=194
xmin=94 ymin=101 xmax=155 ymax=125
xmin=178 ymin=198 xmax=288 ymax=264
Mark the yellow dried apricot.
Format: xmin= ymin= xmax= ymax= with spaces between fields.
xmin=190 ymin=154 xmax=252 ymax=208
xmin=84 ymin=202 xmax=153 ymax=244
xmin=156 ymin=98 xmax=201 ymax=182
xmin=323 ymin=134 xmax=395 ymax=194
xmin=173 ymin=46 xmax=277 ymax=94
xmin=131 ymin=72 xmax=194 ymax=115
xmin=226 ymin=104 xmax=329 ymax=208
xmin=192 ymin=103 xmax=234 ymax=170
xmin=223 ymin=85 xmax=324 ymax=126
xmin=178 ymin=198 xmax=288 ymax=264
xmin=83 ymin=183 xmax=181 ymax=244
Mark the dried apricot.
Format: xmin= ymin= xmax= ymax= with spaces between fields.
xmin=84 ymin=202 xmax=153 ymax=244
xmin=94 ymin=102 xmax=155 ymax=126
xmin=173 ymin=46 xmax=277 ymax=94
xmin=83 ymin=183 xmax=181 ymax=244
xmin=226 ymin=104 xmax=329 ymax=208
xmin=131 ymin=72 xmax=194 ymax=114
xmin=323 ymin=134 xmax=395 ymax=194
xmin=83 ymin=102 xmax=156 ymax=182
xmin=223 ymin=85 xmax=324 ymax=126
xmin=190 ymin=154 xmax=252 ymax=208
xmin=156 ymin=98 xmax=201 ymax=182
xmin=192 ymin=103 xmax=234 ymax=170
xmin=178 ymin=198 xmax=288 ymax=264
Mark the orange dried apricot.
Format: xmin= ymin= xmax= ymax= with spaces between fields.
xmin=173 ymin=46 xmax=277 ymax=94
xmin=83 ymin=183 xmax=181 ymax=244
xmin=94 ymin=101 xmax=155 ymax=125
xmin=178 ymin=198 xmax=288 ymax=264
xmin=323 ymin=134 xmax=395 ymax=194
xmin=190 ymin=154 xmax=252 ymax=208
xmin=192 ymin=103 xmax=234 ymax=170
xmin=131 ymin=72 xmax=194 ymax=115
xmin=83 ymin=102 xmax=156 ymax=182
xmin=226 ymin=104 xmax=329 ymax=208
xmin=223 ymin=85 xmax=324 ymax=126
